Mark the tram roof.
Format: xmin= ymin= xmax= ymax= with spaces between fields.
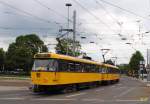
xmin=34 ymin=52 xmax=118 ymax=69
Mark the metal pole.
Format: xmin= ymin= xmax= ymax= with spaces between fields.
xmin=67 ymin=6 xmax=70 ymax=30
xmin=147 ymin=49 xmax=149 ymax=66
xmin=66 ymin=6 xmax=69 ymax=55
xmin=147 ymin=49 xmax=149 ymax=80
xmin=102 ymin=54 xmax=105 ymax=63
xmin=73 ymin=10 xmax=76 ymax=56
xmin=65 ymin=3 xmax=72 ymax=55
xmin=136 ymin=20 xmax=141 ymax=39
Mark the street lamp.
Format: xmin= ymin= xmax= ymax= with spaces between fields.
xmin=126 ymin=42 xmax=131 ymax=45
xmin=81 ymin=36 xmax=86 ymax=39
xmin=90 ymin=41 xmax=94 ymax=43
xmin=65 ymin=3 xmax=72 ymax=29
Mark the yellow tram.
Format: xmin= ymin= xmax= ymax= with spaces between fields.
xmin=31 ymin=52 xmax=120 ymax=92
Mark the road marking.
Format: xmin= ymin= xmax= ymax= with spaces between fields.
xmin=140 ymin=97 xmax=148 ymax=101
xmin=0 ymin=97 xmax=24 ymax=100
xmin=66 ymin=93 xmax=86 ymax=98
xmin=116 ymin=99 xmax=147 ymax=102
xmin=83 ymin=98 xmax=148 ymax=103
xmin=0 ymin=86 xmax=27 ymax=91
xmin=116 ymin=84 xmax=122 ymax=86
xmin=147 ymin=84 xmax=150 ymax=87
xmin=113 ymin=87 xmax=134 ymax=98
xmin=115 ymin=86 xmax=126 ymax=90
xmin=95 ymin=88 xmax=104 ymax=92
xmin=82 ymin=98 xmax=105 ymax=102
xmin=111 ymin=85 xmax=116 ymax=88
xmin=34 ymin=98 xmax=76 ymax=101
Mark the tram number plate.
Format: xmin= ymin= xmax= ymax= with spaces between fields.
xmin=36 ymin=73 xmax=40 ymax=78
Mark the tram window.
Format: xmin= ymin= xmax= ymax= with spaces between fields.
xmin=84 ymin=64 xmax=88 ymax=72
xmin=102 ymin=67 xmax=107 ymax=73
xmin=32 ymin=59 xmax=58 ymax=71
xmin=107 ymin=68 xmax=110 ymax=73
xmin=88 ymin=64 xmax=92 ymax=72
xmin=84 ymin=64 xmax=90 ymax=72
xmin=112 ymin=68 xmax=114 ymax=73
xmin=81 ymin=64 xmax=85 ymax=72
xmin=94 ymin=65 xmax=97 ymax=72
xmin=95 ymin=65 xmax=99 ymax=72
xmin=116 ymin=69 xmax=118 ymax=73
xmin=91 ymin=65 xmax=96 ymax=72
xmin=75 ymin=63 xmax=81 ymax=72
xmin=109 ymin=68 xmax=112 ymax=73
xmin=117 ymin=69 xmax=120 ymax=74
xmin=102 ymin=68 xmax=105 ymax=73
xmin=58 ymin=60 xmax=68 ymax=72
xmin=113 ymin=68 xmax=117 ymax=73
xmin=105 ymin=68 xmax=108 ymax=73
xmin=99 ymin=67 xmax=102 ymax=73
xmin=115 ymin=69 xmax=118 ymax=73
xmin=90 ymin=65 xmax=93 ymax=72
xmin=47 ymin=60 xmax=58 ymax=71
xmin=115 ymin=69 xmax=117 ymax=73
xmin=111 ymin=68 xmax=114 ymax=73
xmin=84 ymin=64 xmax=87 ymax=72
xmin=68 ymin=62 xmax=75 ymax=72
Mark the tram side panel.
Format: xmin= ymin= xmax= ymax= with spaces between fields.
xmin=31 ymin=71 xmax=103 ymax=85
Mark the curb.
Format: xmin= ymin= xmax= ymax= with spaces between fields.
xmin=0 ymin=77 xmax=30 ymax=80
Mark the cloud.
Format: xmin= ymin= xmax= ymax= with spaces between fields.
xmin=0 ymin=0 xmax=150 ymax=64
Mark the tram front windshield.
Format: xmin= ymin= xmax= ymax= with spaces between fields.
xmin=32 ymin=59 xmax=58 ymax=71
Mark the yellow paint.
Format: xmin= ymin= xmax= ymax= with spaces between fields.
xmin=31 ymin=72 xmax=120 ymax=85
xmin=32 ymin=52 xmax=120 ymax=86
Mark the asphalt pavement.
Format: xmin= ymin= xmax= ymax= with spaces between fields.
xmin=0 ymin=76 xmax=150 ymax=104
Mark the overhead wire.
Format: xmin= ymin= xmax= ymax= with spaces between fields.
xmin=33 ymin=0 xmax=73 ymax=23
xmin=72 ymin=0 xmax=117 ymax=34
xmin=0 ymin=0 xmax=61 ymax=26
xmin=34 ymin=0 xmax=116 ymax=42
xmin=96 ymin=0 xmax=125 ymax=38
xmin=0 ymin=26 xmax=53 ymax=30
xmin=95 ymin=0 xmax=120 ymax=28
xmin=99 ymin=0 xmax=150 ymax=21
xmin=33 ymin=0 xmax=89 ymax=42
xmin=95 ymin=0 xmax=125 ymax=38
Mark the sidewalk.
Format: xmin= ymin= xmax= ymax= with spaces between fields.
xmin=136 ymin=78 xmax=150 ymax=86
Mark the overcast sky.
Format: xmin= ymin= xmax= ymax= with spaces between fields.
xmin=0 ymin=0 xmax=150 ymax=64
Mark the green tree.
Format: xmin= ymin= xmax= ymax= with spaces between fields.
xmin=6 ymin=34 xmax=48 ymax=73
xmin=118 ymin=64 xmax=129 ymax=75
xmin=129 ymin=51 xmax=144 ymax=77
xmin=55 ymin=38 xmax=81 ymax=56
xmin=0 ymin=48 xmax=5 ymax=71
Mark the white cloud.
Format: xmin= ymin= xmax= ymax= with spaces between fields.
xmin=0 ymin=0 xmax=150 ymax=64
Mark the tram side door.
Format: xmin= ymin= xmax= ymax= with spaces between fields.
xmin=53 ymin=60 xmax=59 ymax=82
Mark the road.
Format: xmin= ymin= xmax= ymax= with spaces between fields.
xmin=0 ymin=76 xmax=150 ymax=104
